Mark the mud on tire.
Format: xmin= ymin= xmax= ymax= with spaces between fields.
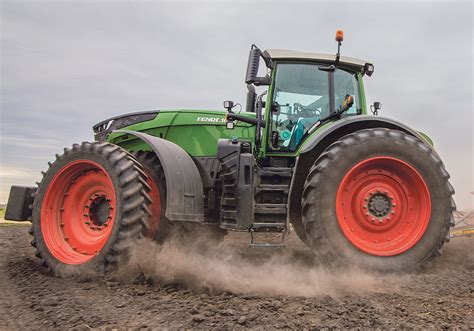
xmin=30 ymin=142 xmax=151 ymax=276
xmin=301 ymin=128 xmax=456 ymax=272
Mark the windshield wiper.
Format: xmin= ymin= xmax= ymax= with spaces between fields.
xmin=307 ymin=94 xmax=354 ymax=135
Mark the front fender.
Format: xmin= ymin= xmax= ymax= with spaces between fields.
xmin=115 ymin=130 xmax=204 ymax=222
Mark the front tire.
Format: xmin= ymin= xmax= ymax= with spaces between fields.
xmin=31 ymin=142 xmax=151 ymax=276
xmin=301 ymin=129 xmax=455 ymax=272
xmin=134 ymin=151 xmax=170 ymax=242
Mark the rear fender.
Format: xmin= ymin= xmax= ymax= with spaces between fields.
xmin=115 ymin=130 xmax=204 ymax=222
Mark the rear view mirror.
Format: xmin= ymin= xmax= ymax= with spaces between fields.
xmin=245 ymin=46 xmax=261 ymax=84
xmin=245 ymin=45 xmax=271 ymax=86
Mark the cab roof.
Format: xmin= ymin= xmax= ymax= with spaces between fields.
xmin=263 ymin=49 xmax=370 ymax=73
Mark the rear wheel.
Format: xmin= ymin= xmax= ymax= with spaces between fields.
xmin=31 ymin=142 xmax=151 ymax=276
xmin=301 ymin=129 xmax=455 ymax=272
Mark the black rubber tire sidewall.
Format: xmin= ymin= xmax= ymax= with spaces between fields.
xmin=302 ymin=129 xmax=452 ymax=272
xmin=134 ymin=151 xmax=170 ymax=242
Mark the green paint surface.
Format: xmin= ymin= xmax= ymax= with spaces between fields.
xmin=109 ymin=109 xmax=256 ymax=156
xmin=106 ymin=62 xmax=432 ymax=158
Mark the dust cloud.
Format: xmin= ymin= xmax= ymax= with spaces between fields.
xmin=123 ymin=232 xmax=391 ymax=298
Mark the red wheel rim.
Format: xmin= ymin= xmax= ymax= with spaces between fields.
xmin=41 ymin=160 xmax=116 ymax=264
xmin=336 ymin=156 xmax=431 ymax=256
xmin=144 ymin=172 xmax=161 ymax=237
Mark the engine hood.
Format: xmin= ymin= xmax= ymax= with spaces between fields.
xmin=93 ymin=109 xmax=256 ymax=142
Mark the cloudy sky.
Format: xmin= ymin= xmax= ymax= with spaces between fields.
xmin=0 ymin=0 xmax=473 ymax=209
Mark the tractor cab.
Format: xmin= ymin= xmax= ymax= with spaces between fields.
xmin=226 ymin=30 xmax=375 ymax=156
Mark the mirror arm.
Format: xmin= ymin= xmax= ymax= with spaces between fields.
xmin=226 ymin=113 xmax=265 ymax=127
xmin=253 ymin=76 xmax=272 ymax=86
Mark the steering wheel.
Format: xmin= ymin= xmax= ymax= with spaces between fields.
xmin=294 ymin=103 xmax=321 ymax=118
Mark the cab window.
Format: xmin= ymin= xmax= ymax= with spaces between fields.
xmin=268 ymin=63 xmax=360 ymax=152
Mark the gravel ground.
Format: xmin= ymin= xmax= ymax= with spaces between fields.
xmin=0 ymin=224 xmax=473 ymax=329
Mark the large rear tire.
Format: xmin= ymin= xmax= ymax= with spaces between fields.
xmin=301 ymin=129 xmax=455 ymax=272
xmin=31 ymin=142 xmax=151 ymax=276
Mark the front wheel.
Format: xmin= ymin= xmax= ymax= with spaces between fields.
xmin=301 ymin=129 xmax=455 ymax=272
xmin=31 ymin=142 xmax=151 ymax=276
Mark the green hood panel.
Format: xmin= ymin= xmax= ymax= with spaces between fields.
xmin=108 ymin=109 xmax=256 ymax=157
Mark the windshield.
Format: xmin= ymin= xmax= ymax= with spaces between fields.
xmin=268 ymin=63 xmax=361 ymax=152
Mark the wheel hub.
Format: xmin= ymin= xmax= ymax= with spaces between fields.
xmin=368 ymin=192 xmax=392 ymax=218
xmin=84 ymin=194 xmax=112 ymax=230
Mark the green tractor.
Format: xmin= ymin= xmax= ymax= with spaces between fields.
xmin=5 ymin=31 xmax=455 ymax=275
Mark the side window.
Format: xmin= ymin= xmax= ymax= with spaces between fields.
xmin=334 ymin=69 xmax=360 ymax=115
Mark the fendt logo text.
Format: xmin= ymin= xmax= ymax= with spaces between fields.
xmin=196 ymin=117 xmax=226 ymax=123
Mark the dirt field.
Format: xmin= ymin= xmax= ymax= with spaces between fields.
xmin=0 ymin=224 xmax=473 ymax=329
